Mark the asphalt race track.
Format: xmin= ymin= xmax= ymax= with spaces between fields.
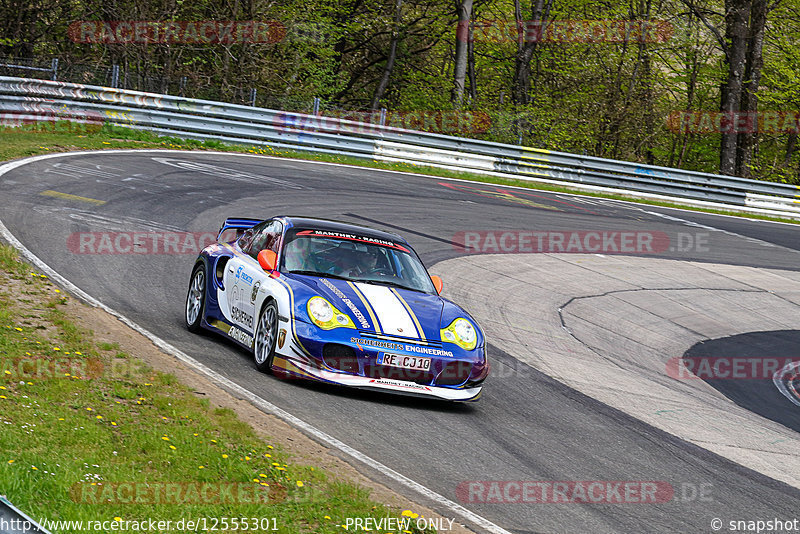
xmin=2 ymin=150 xmax=800 ymax=533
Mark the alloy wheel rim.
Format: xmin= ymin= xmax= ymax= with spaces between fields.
xmin=186 ymin=271 xmax=204 ymax=324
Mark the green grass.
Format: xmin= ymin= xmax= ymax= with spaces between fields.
xmin=0 ymin=244 xmax=434 ymax=534
xmin=1 ymin=122 xmax=798 ymax=225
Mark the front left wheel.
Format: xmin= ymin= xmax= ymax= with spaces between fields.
xmin=254 ymin=300 xmax=279 ymax=373
xmin=185 ymin=264 xmax=206 ymax=333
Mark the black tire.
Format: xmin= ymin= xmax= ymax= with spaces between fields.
xmin=253 ymin=300 xmax=279 ymax=373
xmin=185 ymin=264 xmax=206 ymax=333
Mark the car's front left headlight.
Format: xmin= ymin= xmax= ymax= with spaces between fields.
xmin=307 ymin=297 xmax=355 ymax=330
xmin=441 ymin=318 xmax=478 ymax=350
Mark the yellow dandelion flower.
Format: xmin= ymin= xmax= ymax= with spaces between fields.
xmin=161 ymin=436 xmax=169 ymax=441
xmin=324 ymin=516 xmax=331 ymax=520
xmin=245 ymin=456 xmax=250 ymax=461
xmin=259 ymin=473 xmax=267 ymax=478
xmin=169 ymin=445 xmax=176 ymax=450
xmin=271 ymin=463 xmax=279 ymax=466
xmin=96 ymin=415 xmax=102 ymax=419
xmin=53 ymin=347 xmax=61 ymax=351
xmin=252 ymin=478 xmax=259 ymax=483
xmin=7 ymin=460 xmax=13 ymax=464
xmin=75 ymin=351 xmax=82 ymax=355
xmin=111 ymin=422 xmax=117 ymax=426
xmin=222 ymin=454 xmax=228 ymax=459
xmin=86 ymin=407 xmax=92 ymax=411
xmin=296 ymin=481 xmax=304 ymax=487
xmin=114 ymin=517 xmax=121 ymax=522
xmin=198 ymin=465 xmax=205 ymax=469
xmin=14 ymin=327 xmax=22 ymax=332
xmin=31 ymin=466 xmax=38 ymax=470
xmin=210 ymin=439 xmax=217 ymax=443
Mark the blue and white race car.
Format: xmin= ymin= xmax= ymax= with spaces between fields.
xmin=185 ymin=216 xmax=488 ymax=401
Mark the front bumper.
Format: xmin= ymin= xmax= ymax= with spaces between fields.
xmin=274 ymin=321 xmax=487 ymax=401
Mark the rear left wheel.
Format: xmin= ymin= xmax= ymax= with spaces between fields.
xmin=254 ymin=300 xmax=279 ymax=373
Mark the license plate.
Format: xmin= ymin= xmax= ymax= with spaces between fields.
xmin=378 ymin=352 xmax=431 ymax=371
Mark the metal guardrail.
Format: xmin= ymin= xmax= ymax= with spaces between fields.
xmin=0 ymin=496 xmax=50 ymax=534
xmin=1 ymin=76 xmax=799 ymax=218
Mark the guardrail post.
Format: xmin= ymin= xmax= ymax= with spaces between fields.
xmin=379 ymin=108 xmax=387 ymax=126
xmin=313 ymin=97 xmax=320 ymax=115
xmin=249 ymin=88 xmax=257 ymax=107
xmin=179 ymin=76 xmax=187 ymax=97
xmin=110 ymin=64 xmax=120 ymax=89
xmin=50 ymin=58 xmax=58 ymax=81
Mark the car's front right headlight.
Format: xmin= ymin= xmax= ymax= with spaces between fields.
xmin=441 ymin=318 xmax=478 ymax=350
xmin=307 ymin=297 xmax=355 ymax=330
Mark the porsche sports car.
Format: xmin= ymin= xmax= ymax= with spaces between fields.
xmin=185 ymin=216 xmax=488 ymax=401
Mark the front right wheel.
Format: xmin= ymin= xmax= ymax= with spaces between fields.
xmin=185 ymin=264 xmax=206 ymax=333
xmin=254 ymin=300 xmax=279 ymax=373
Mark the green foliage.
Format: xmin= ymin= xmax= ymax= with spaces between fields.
xmin=3 ymin=0 xmax=800 ymax=180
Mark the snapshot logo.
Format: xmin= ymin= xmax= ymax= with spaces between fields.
xmin=666 ymin=357 xmax=800 ymax=380
xmin=67 ymin=232 xmax=217 ymax=255
xmin=458 ymin=19 xmax=673 ymax=44
xmin=666 ymin=111 xmax=800 ymax=134
xmin=70 ymin=481 xmax=284 ymax=505
xmin=272 ymin=110 xmax=491 ymax=135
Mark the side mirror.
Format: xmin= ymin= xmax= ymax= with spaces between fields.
xmin=430 ymin=275 xmax=443 ymax=294
xmin=258 ymin=249 xmax=277 ymax=272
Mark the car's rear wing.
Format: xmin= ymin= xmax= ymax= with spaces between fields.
xmin=217 ymin=217 xmax=262 ymax=242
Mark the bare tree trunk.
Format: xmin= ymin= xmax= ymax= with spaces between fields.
xmin=677 ymin=7 xmax=699 ymax=168
xmin=719 ymin=0 xmax=751 ymax=175
xmin=735 ymin=0 xmax=767 ymax=178
xmin=371 ymin=0 xmax=403 ymax=109
xmin=452 ymin=0 xmax=473 ymax=107
xmin=467 ymin=17 xmax=477 ymax=101
xmin=511 ymin=0 xmax=552 ymax=105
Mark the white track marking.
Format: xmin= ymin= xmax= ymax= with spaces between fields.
xmin=0 ymin=151 xmax=512 ymax=534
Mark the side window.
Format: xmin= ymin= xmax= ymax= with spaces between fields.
xmin=237 ymin=226 xmax=259 ymax=250
xmin=246 ymin=220 xmax=283 ymax=259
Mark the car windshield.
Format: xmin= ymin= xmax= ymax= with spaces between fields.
xmin=281 ymin=229 xmax=436 ymax=294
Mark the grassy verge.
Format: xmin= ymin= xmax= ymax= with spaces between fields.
xmin=0 ymin=243 xmax=433 ymax=533
xmin=1 ymin=122 xmax=797 ymax=226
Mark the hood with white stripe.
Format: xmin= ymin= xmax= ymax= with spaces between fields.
xmin=288 ymin=274 xmax=444 ymax=340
